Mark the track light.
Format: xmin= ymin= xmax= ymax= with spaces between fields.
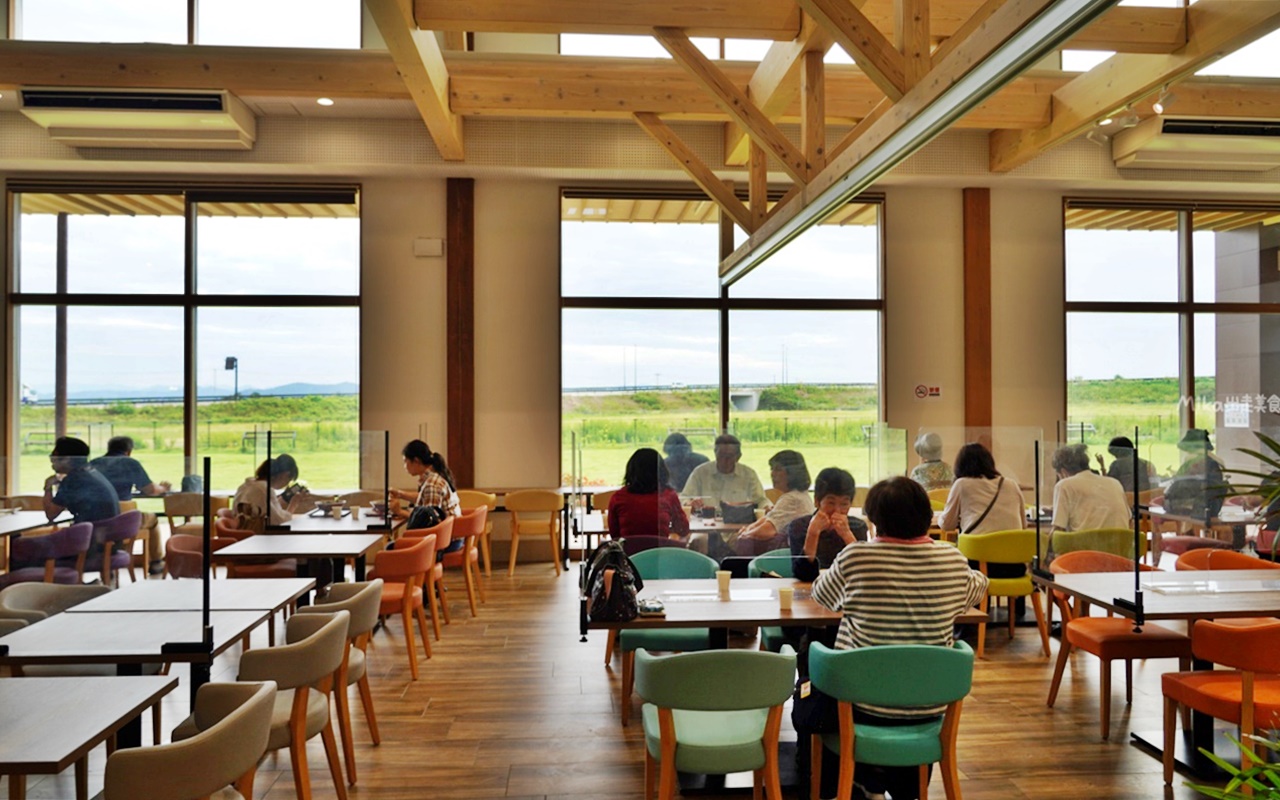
xmin=1113 ymin=107 xmax=1140 ymax=129
xmin=1086 ymin=129 xmax=1109 ymax=147
xmin=1152 ymin=85 xmax=1176 ymax=115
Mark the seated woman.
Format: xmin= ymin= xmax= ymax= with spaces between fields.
xmin=607 ymin=448 xmax=689 ymax=541
xmin=733 ymin=450 xmax=815 ymax=557
xmin=939 ymin=441 xmax=1029 ymax=581
xmin=391 ymin=439 xmax=463 ymax=555
xmin=808 ymin=477 xmax=988 ymax=800
xmin=232 ymin=454 xmax=309 ymax=530
xmin=910 ymin=431 xmax=954 ymax=491
xmin=787 ymin=467 xmax=868 ymax=582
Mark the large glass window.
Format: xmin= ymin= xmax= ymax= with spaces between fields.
xmin=561 ymin=191 xmax=884 ymax=488
xmin=9 ymin=188 xmax=361 ymax=494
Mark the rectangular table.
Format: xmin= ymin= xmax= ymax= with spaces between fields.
xmin=213 ymin=533 xmax=384 ymax=582
xmin=281 ymin=510 xmax=391 ymax=533
xmin=0 ymin=509 xmax=71 ymax=538
xmin=0 ymin=675 xmax=177 ymax=800
xmin=1035 ymin=568 xmax=1280 ymax=776
xmin=66 ymin=577 xmax=314 ymax=613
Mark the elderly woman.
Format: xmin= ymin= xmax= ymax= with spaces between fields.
xmin=732 ymin=449 xmax=815 ymax=557
xmin=910 ymin=431 xmax=954 ymax=491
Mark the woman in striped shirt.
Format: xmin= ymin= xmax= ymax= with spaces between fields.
xmin=810 ymin=476 xmax=987 ymax=800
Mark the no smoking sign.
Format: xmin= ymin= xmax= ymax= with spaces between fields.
xmin=914 ymin=384 xmax=941 ymax=399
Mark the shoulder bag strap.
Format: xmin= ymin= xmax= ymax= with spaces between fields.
xmin=963 ymin=477 xmax=1005 ymax=535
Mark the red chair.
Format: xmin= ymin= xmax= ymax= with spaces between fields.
xmin=165 ymin=533 xmax=238 ymax=579
xmin=214 ymin=516 xmax=298 ymax=578
xmin=1175 ymin=549 xmax=1280 ymax=572
xmin=372 ymin=533 xmax=438 ymax=680
xmin=397 ymin=516 xmax=454 ymax=637
xmin=1046 ymin=550 xmax=1192 ymax=740
xmin=0 ymin=523 xmax=93 ymax=587
xmin=442 ymin=507 xmax=486 ymax=616
xmin=1163 ymin=619 xmax=1280 ymax=786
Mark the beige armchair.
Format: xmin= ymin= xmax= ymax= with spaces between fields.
xmin=0 ymin=582 xmax=111 ymax=623
xmin=105 ymin=681 xmax=277 ymax=800
xmin=297 ymin=580 xmax=384 ymax=786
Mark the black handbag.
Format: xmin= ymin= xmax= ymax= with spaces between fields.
xmin=406 ymin=504 xmax=446 ymax=531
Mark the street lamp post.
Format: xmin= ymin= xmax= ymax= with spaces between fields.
xmin=225 ymin=357 xmax=239 ymax=400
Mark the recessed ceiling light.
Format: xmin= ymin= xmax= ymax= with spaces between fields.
xmin=316 ymin=97 xmax=335 ymax=107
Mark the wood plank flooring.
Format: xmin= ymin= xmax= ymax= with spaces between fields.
xmin=4 ymin=558 xmax=1227 ymax=799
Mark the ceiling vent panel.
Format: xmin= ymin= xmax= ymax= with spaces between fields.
xmin=1112 ymin=116 xmax=1280 ymax=172
xmin=19 ymin=88 xmax=256 ymax=150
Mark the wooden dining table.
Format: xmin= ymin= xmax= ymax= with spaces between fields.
xmin=0 ymin=675 xmax=177 ymax=800
xmin=1035 ymin=567 xmax=1280 ymax=776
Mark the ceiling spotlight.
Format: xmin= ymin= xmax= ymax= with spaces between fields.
xmin=1114 ymin=108 xmax=1140 ymax=129
xmin=1152 ymin=86 xmax=1176 ymax=115
xmin=1086 ymin=129 xmax=1109 ymax=147
xmin=316 ymin=97 xmax=335 ymax=107
xmin=1098 ymin=116 xmax=1114 ymax=127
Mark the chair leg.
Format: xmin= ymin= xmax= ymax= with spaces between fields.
xmin=426 ymin=580 xmax=444 ymax=640
xmin=940 ymin=749 xmax=962 ymax=800
xmin=550 ymin=530 xmax=562 ymax=576
xmin=437 ymin=578 xmax=452 ymax=625
xmin=334 ymin=676 xmax=357 ymax=784
xmin=621 ymin=650 xmax=634 ymax=726
xmin=810 ymin=733 xmax=822 ymax=800
xmin=762 ymin=749 xmax=783 ymax=800
xmin=508 ymin=530 xmax=520 ymax=577
xmin=289 ymin=740 xmax=312 ymax=800
xmin=357 ymin=672 xmax=381 ymax=745
xmin=1007 ymin=596 xmax=1016 ymax=638
xmin=604 ymin=629 xmax=617 ymax=664
xmin=400 ymin=603 xmax=419 ymax=680
xmin=463 ymin=557 xmax=479 ymax=616
xmin=918 ymin=763 xmax=929 ymax=800
xmin=414 ymin=603 xmax=434 ymax=659
xmin=644 ymin=746 xmax=656 ymax=800
xmin=476 ymin=555 xmax=488 ymax=604
xmin=233 ymin=767 xmax=257 ymax=800
xmin=320 ymin=719 xmax=349 ymax=800
xmin=481 ymin=529 xmax=493 ymax=578
xmin=1031 ymin=590 xmax=1050 ymax=657
xmin=1046 ymin=635 xmax=1072 ymax=707
xmin=1163 ymin=694 xmax=1177 ymax=785
xmin=752 ymin=769 xmax=762 ymax=800
xmin=975 ymin=618 xmax=987 ymax=659
xmin=1100 ymin=656 xmax=1112 ymax=741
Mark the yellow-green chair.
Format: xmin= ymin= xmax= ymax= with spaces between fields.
xmin=927 ymin=488 xmax=950 ymax=512
xmin=1051 ymin=527 xmax=1148 ymax=561
xmin=504 ymin=489 xmax=565 ymax=577
xmin=956 ymin=529 xmax=1049 ymax=658
xmin=635 ymin=647 xmax=797 ymax=800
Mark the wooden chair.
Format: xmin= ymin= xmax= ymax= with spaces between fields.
xmin=164 ymin=492 xmax=230 ymax=537
xmin=214 ymin=516 xmax=299 ymax=578
xmin=591 ymin=489 xmax=617 ymax=530
xmin=956 ymin=529 xmax=1050 ymax=658
xmin=764 ymin=487 xmax=783 ymax=504
xmin=117 ymin=499 xmax=150 ymax=573
xmin=457 ymin=490 xmax=498 ymax=577
xmin=927 ymin=487 xmax=950 ymax=511
xmin=397 ymin=516 xmax=454 ymax=636
xmin=504 ymin=489 xmax=564 ymax=577
xmin=371 ymin=534 xmax=437 ymax=680
xmin=442 ymin=507 xmax=487 ymax=616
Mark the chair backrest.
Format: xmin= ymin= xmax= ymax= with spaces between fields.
xmin=927 ymin=488 xmax=950 ymax=511
xmin=0 ymin=581 xmax=111 ymax=622
xmin=215 ymin=515 xmax=253 ymax=541
xmin=163 ymin=492 xmax=205 ymax=521
xmin=1052 ymin=527 xmax=1148 ymax=560
xmin=456 ymin=506 xmax=487 ymax=542
xmin=620 ymin=536 xmax=688 ymax=556
xmin=340 ymin=490 xmax=384 ymax=507
xmin=591 ymin=490 xmax=617 ymax=512
xmin=1050 ymin=549 xmax=1154 ymax=575
xmin=238 ymin=610 xmax=350 ymax=688
xmin=504 ymin=489 xmax=565 ymax=514
xmin=1175 ymin=549 xmax=1280 ymax=571
xmin=166 ymin=533 xmax=237 ymax=579
xmin=374 ymin=534 xmax=437 ymax=583
xmin=956 ymin=529 xmax=1035 ymax=565
xmin=1191 ymin=618 xmax=1280 ymax=672
xmin=299 ymin=579 xmax=384 ymax=638
xmin=104 ymin=681 xmax=277 ymax=800
xmin=634 ymin=648 xmax=796 ymax=711
xmin=457 ymin=490 xmax=498 ymax=512
xmin=0 ymin=618 xmax=29 ymax=636
xmin=853 ymin=487 xmax=869 ymax=508
xmin=809 ymin=641 xmax=974 ymax=709
xmin=765 ymin=487 xmax=784 ymax=504
xmin=118 ymin=500 xmax=138 ymax=513
xmin=404 ymin=515 xmax=454 ymax=552
xmin=630 ymin=547 xmax=718 ymax=579
xmin=48 ymin=521 xmax=95 ymax=559
xmin=94 ymin=510 xmax=143 ymax=545
xmin=748 ymin=548 xmax=796 ymax=578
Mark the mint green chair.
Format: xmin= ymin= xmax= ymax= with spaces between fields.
xmin=618 ymin=548 xmax=719 ymax=725
xmin=748 ymin=549 xmax=794 ymax=652
xmin=808 ymin=641 xmax=974 ymax=800
xmin=635 ymin=647 xmax=797 ymax=800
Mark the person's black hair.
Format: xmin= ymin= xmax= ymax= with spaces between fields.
xmin=1052 ymin=443 xmax=1091 ymax=475
xmin=663 ymin=432 xmax=691 ymax=455
xmin=954 ymin=442 xmax=1000 ymax=480
xmin=51 ymin=436 xmax=91 ymax=467
xmin=255 ymin=453 xmax=300 ymax=483
xmin=105 ymin=436 xmax=134 ymax=456
xmin=402 ymin=439 xmax=456 ymax=491
xmin=622 ymin=447 xmax=670 ymax=494
xmin=813 ymin=467 xmax=855 ymax=502
xmin=1108 ymin=436 xmax=1135 ymax=458
xmin=863 ymin=476 xmax=933 ymax=540
xmin=713 ymin=433 xmax=742 ymax=455
xmin=768 ymin=449 xmax=811 ymax=492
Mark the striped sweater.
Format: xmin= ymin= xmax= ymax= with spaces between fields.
xmin=810 ymin=539 xmax=989 ymax=717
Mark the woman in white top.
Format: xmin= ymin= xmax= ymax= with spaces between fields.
xmin=232 ymin=453 xmax=311 ymax=529
xmin=734 ymin=449 xmax=816 ymax=557
xmin=938 ymin=442 xmax=1027 ymax=579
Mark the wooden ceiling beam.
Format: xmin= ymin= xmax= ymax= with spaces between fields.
xmin=799 ymin=0 xmax=906 ymax=100
xmin=633 ymin=112 xmax=755 ymax=232
xmin=990 ymin=0 xmax=1280 ymax=173
xmin=802 ymin=51 xmax=827 ymax=172
xmin=896 ymin=0 xmax=930 ymax=90
xmin=654 ymin=27 xmax=810 ymax=184
xmin=365 ymin=0 xmax=465 ymax=161
xmin=725 ymin=13 xmax=833 ymax=166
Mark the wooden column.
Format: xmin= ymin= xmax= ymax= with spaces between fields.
xmin=446 ymin=178 xmax=475 ymax=487
xmin=963 ymin=188 xmax=992 ymax=432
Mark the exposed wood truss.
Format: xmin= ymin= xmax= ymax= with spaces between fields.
xmin=632 ymin=112 xmax=755 ymax=231
xmin=991 ymin=0 xmax=1280 ymax=173
xmin=364 ymin=0 xmax=465 ymax=160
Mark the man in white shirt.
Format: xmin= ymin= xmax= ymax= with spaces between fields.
xmin=1051 ymin=443 xmax=1131 ymax=533
xmin=681 ymin=434 xmax=767 ymax=510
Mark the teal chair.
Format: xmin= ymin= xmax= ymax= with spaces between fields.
xmin=618 ymin=548 xmax=719 ymax=725
xmin=748 ymin=549 xmax=794 ymax=652
xmin=808 ymin=641 xmax=974 ymax=800
xmin=635 ymin=647 xmax=797 ymax=800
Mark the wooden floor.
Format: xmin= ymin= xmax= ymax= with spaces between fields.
xmin=6 ymin=555 xmax=1224 ymax=799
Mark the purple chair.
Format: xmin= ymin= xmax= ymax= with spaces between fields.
xmin=77 ymin=510 xmax=143 ymax=587
xmin=620 ymin=536 xmax=689 ymax=557
xmin=0 ymin=522 xmax=94 ymax=587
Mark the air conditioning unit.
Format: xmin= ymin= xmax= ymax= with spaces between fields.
xmin=19 ymin=88 xmax=256 ymax=150
xmin=1112 ymin=116 xmax=1280 ymax=171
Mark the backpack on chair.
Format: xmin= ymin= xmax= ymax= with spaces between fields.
xmin=583 ymin=540 xmax=643 ymax=623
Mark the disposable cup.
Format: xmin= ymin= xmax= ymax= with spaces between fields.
xmin=778 ymin=586 xmax=794 ymax=610
xmin=716 ymin=570 xmax=731 ymax=596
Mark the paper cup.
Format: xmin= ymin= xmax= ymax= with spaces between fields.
xmin=716 ymin=570 xmax=731 ymax=596
xmin=331 ymin=505 xmax=343 ymax=519
xmin=351 ymin=506 xmax=362 ymax=520
xmin=778 ymin=586 xmax=794 ymax=610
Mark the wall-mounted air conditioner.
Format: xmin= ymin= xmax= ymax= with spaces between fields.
xmin=1112 ymin=116 xmax=1280 ymax=172
xmin=19 ymin=88 xmax=256 ymax=150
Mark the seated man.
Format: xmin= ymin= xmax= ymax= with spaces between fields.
xmin=15 ymin=436 xmax=120 ymax=572
xmin=661 ymin=432 xmax=708 ymax=493
xmin=1051 ymin=443 xmax=1130 ymax=535
xmin=91 ymin=435 xmax=171 ymax=575
xmin=680 ymin=433 xmax=767 ymax=510
xmin=806 ymin=477 xmax=988 ymax=800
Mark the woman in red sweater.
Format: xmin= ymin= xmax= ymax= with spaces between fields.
xmin=607 ymin=448 xmax=690 ymax=540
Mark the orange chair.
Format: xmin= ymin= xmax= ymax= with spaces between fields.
xmin=1047 ymin=550 xmax=1192 ymax=740
xmin=165 ymin=533 xmax=238 ymax=579
xmin=1175 ymin=549 xmax=1280 ymax=572
xmin=372 ymin=533 xmax=438 ymax=680
xmin=456 ymin=490 xmax=498 ymax=577
xmin=442 ymin=507 xmax=487 ymax=616
xmin=1163 ymin=619 xmax=1280 ymax=786
xmin=214 ymin=516 xmax=298 ymax=578
xmin=398 ymin=516 xmax=454 ymax=637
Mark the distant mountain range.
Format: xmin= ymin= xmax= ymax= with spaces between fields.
xmin=24 ymin=382 xmax=359 ymax=402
